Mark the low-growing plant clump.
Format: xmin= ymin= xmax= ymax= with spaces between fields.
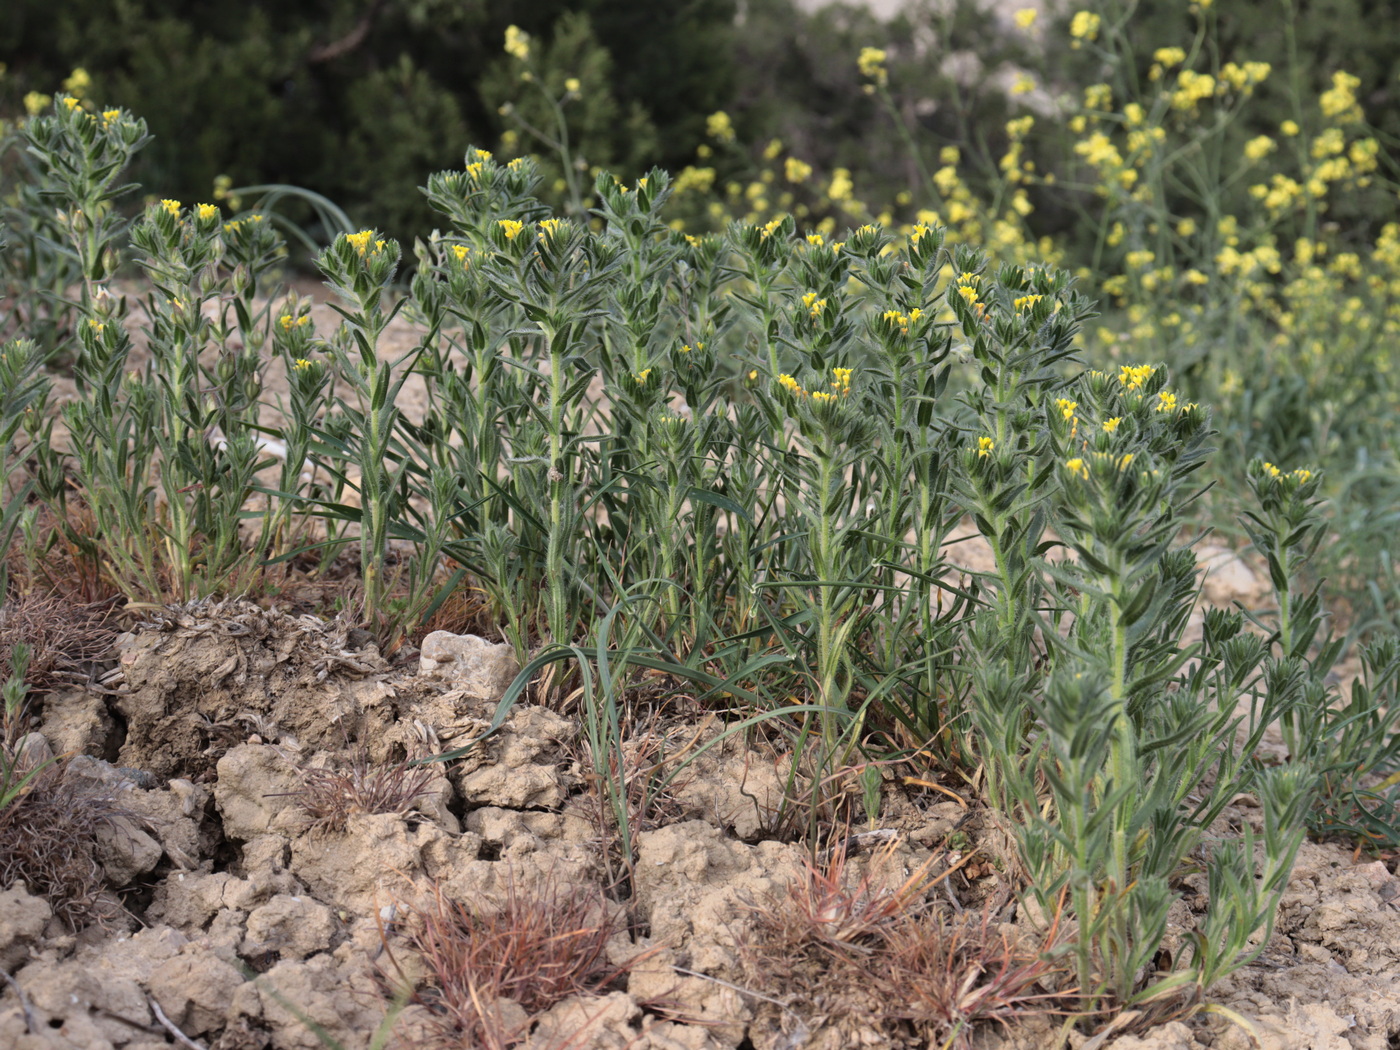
xmin=1 ymin=7 xmax=1400 ymax=1049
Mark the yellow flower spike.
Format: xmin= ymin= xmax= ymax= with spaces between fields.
xmin=196 ymin=203 xmax=218 ymax=221
xmin=279 ymin=315 xmax=294 ymax=330
xmin=811 ymin=390 xmax=837 ymax=404
xmin=633 ymin=368 xmax=652 ymax=385
xmin=1102 ymin=417 xmax=1122 ymax=433
xmin=1065 ymin=458 xmax=1089 ymax=479
xmin=831 ymin=367 xmax=853 ymax=394
xmin=1262 ymin=462 xmax=1282 ymax=478
xmin=161 ymin=199 xmax=182 ymax=218
xmin=62 ymin=96 xmax=80 ymax=111
xmin=1156 ymin=391 xmax=1178 ymax=412
xmin=761 ymin=216 xmax=784 ymax=238
xmin=956 ymin=285 xmax=979 ymax=306
xmin=977 ymin=436 xmax=995 ymax=458
xmin=777 ymin=373 xmax=805 ymax=397
xmin=1056 ymin=398 xmax=1078 ymax=421
xmin=452 ymin=244 xmax=470 ymax=264
xmin=497 ymin=219 xmax=524 ymax=240
xmin=345 ymin=230 xmax=373 ymax=254
xmin=293 ymin=358 xmax=314 ymax=372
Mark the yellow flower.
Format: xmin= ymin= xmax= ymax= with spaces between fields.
xmin=293 ymin=358 xmax=314 ymax=372
xmin=1183 ymin=269 xmax=1209 ymax=285
xmin=564 ymin=77 xmax=581 ymax=94
xmin=62 ymin=67 xmax=91 ymax=98
xmin=1244 ymin=135 xmax=1275 ymax=161
xmin=1153 ymin=47 xmax=1186 ymax=68
xmin=784 ymin=157 xmax=812 ymax=183
xmin=1118 ymin=364 xmax=1155 ymax=390
xmin=452 ymin=244 xmax=470 ymax=266
xmin=23 ymin=92 xmax=51 ymax=115
xmin=761 ymin=216 xmax=785 ymax=238
xmin=777 ymin=373 xmax=805 ymax=397
xmin=1102 ymin=417 xmax=1122 ymax=433
xmin=1014 ymin=8 xmax=1037 ymax=29
xmin=1014 ymin=293 xmax=1043 ymax=312
xmin=196 ymin=203 xmax=218 ymax=221
xmin=504 ymin=25 xmax=530 ymax=61
xmin=1280 ymin=119 xmax=1300 ymax=137
xmin=806 ymin=233 xmax=825 ymax=247
xmin=1320 ymin=70 xmax=1362 ymax=122
xmin=346 ymin=229 xmax=374 ymax=254
xmin=1055 ymin=398 xmax=1078 ymax=421
xmin=857 ymin=47 xmax=888 ymax=85
xmin=827 ymin=168 xmax=854 ymax=201
xmin=634 ymin=369 xmax=652 ymax=384
xmin=706 ymin=110 xmax=735 ymax=143
xmin=1156 ymin=391 xmax=1178 ymax=412
xmin=1262 ymin=461 xmax=1282 ymax=478
xmin=977 ymin=436 xmax=995 ymax=457
xmin=811 ymin=390 xmax=838 ymax=404
xmin=831 ymin=367 xmax=853 ymax=394
xmin=497 ymin=219 xmax=524 ymax=240
xmin=161 ymin=199 xmax=182 ymax=218
xmin=101 ymin=108 xmax=121 ymax=125
xmin=538 ymin=217 xmax=565 ymax=239
xmin=1066 ymin=458 xmax=1089 ymax=479
xmin=1069 ymin=10 xmax=1101 ymax=42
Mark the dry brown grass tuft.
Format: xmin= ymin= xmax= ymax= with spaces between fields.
xmin=0 ymin=756 xmax=130 ymax=930
xmin=736 ymin=840 xmax=1072 ymax=1048
xmin=0 ymin=591 xmax=119 ymax=698
xmin=290 ymin=749 xmax=437 ymax=834
xmin=387 ymin=877 xmax=648 ymax=1050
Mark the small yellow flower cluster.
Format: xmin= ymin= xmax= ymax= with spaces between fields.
xmin=784 ymin=157 xmax=812 ymax=183
xmin=1069 ymin=10 xmax=1101 ymax=43
xmin=706 ymin=111 xmax=735 ymax=143
xmin=538 ymin=218 xmax=565 ymax=239
xmin=977 ymin=436 xmax=995 ymax=458
xmin=633 ymin=369 xmax=652 ymax=385
xmin=882 ymin=307 xmax=923 ymax=334
xmin=801 ymin=292 xmax=828 ymax=319
xmin=452 ymin=244 xmax=470 ymax=268
xmin=1171 ymin=70 xmax=1216 ymax=112
xmin=831 ymin=367 xmax=853 ymax=394
xmin=161 ymin=199 xmax=182 ymax=218
xmin=857 ymin=47 xmax=888 ymax=87
xmin=278 ymin=314 xmax=311 ymax=330
xmin=1117 ymin=364 xmax=1155 ymax=391
xmin=292 ymin=358 xmax=315 ymax=372
xmin=1319 ymin=71 xmax=1362 ymax=123
xmin=1219 ymin=61 xmax=1271 ymax=93
xmin=497 ymin=219 xmax=524 ymax=240
xmin=1261 ymin=462 xmax=1313 ymax=483
xmin=345 ymin=230 xmax=387 ymax=257
xmin=1065 ymin=457 xmax=1088 ymax=479
xmin=761 ymin=216 xmax=785 ymax=238
xmin=1055 ymin=398 xmax=1078 ymax=421
xmin=1156 ymin=391 xmax=1177 ymax=412
xmin=504 ymin=25 xmax=530 ymax=61
xmin=1102 ymin=417 xmax=1122 ymax=433
xmin=1014 ymin=8 xmax=1036 ymax=29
